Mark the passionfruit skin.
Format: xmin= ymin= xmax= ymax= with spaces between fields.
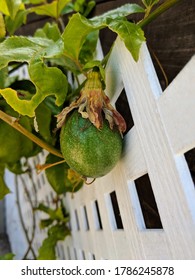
xmin=60 ymin=110 xmax=123 ymax=178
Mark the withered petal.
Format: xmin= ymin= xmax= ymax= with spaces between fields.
xmin=56 ymin=71 xmax=127 ymax=134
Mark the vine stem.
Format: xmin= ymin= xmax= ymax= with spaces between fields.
xmin=15 ymin=176 xmax=37 ymax=259
xmin=0 ymin=109 xmax=63 ymax=158
xmin=138 ymin=0 xmax=183 ymax=28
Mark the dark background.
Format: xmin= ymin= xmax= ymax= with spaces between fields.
xmin=91 ymin=0 xmax=195 ymax=89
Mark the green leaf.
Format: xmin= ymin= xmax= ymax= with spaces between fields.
xmin=36 ymin=203 xmax=69 ymax=223
xmin=0 ymin=36 xmax=68 ymax=116
xmin=6 ymin=161 xmax=26 ymax=174
xmin=43 ymin=96 xmax=63 ymax=115
xmin=62 ymin=4 xmax=145 ymax=68
xmin=0 ymin=37 xmax=33 ymax=68
xmin=48 ymin=224 xmax=69 ymax=239
xmin=34 ymin=22 xmax=61 ymax=42
xmin=108 ymin=19 xmax=145 ymax=61
xmin=62 ymin=13 xmax=97 ymax=72
xmin=82 ymin=0 xmax=96 ymax=17
xmin=73 ymin=0 xmax=86 ymax=13
xmin=37 ymin=224 xmax=70 ymax=260
xmin=5 ymin=9 xmax=27 ymax=35
xmin=0 ymin=101 xmax=39 ymax=162
xmin=38 ymin=236 xmax=56 ymax=260
xmin=0 ymin=12 xmax=6 ymax=39
xmin=45 ymin=154 xmax=68 ymax=194
xmin=43 ymin=38 xmax=64 ymax=60
xmin=0 ymin=0 xmax=24 ymax=20
xmin=0 ymin=34 xmax=64 ymax=69
xmin=0 ymin=54 xmax=68 ymax=117
xmin=35 ymin=102 xmax=52 ymax=143
xmin=73 ymin=0 xmax=95 ymax=16
xmin=29 ymin=55 xmax=68 ymax=107
xmin=36 ymin=203 xmax=57 ymax=218
xmin=0 ymin=36 xmax=52 ymax=70
xmin=30 ymin=2 xmax=57 ymax=18
xmin=30 ymin=0 xmax=71 ymax=19
xmin=91 ymin=3 xmax=145 ymax=26
xmin=57 ymin=0 xmax=71 ymax=17
xmin=0 ymin=68 xmax=8 ymax=88
xmin=39 ymin=218 xmax=53 ymax=229
xmin=45 ymin=154 xmax=83 ymax=194
xmin=79 ymin=30 xmax=99 ymax=64
xmin=0 ymin=0 xmax=9 ymax=16
xmin=0 ymin=253 xmax=15 ymax=260
xmin=0 ymin=164 xmax=10 ymax=200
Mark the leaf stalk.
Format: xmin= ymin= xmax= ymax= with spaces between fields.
xmin=138 ymin=0 xmax=183 ymax=28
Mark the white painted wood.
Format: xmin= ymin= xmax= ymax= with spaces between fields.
xmin=158 ymin=55 xmax=195 ymax=155
xmin=5 ymin=38 xmax=195 ymax=260
xmin=112 ymin=38 xmax=195 ymax=259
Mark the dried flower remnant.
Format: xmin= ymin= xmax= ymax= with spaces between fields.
xmin=56 ymin=71 xmax=126 ymax=134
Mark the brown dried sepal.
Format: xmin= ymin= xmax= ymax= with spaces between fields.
xmin=56 ymin=71 xmax=126 ymax=134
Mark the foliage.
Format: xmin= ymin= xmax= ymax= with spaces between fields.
xmin=0 ymin=0 xmax=148 ymax=200
xmin=0 ymin=252 xmax=15 ymax=260
xmin=0 ymin=0 xmax=180 ymax=260
xmin=0 ymin=164 xmax=10 ymax=199
xmin=35 ymin=201 xmax=70 ymax=260
xmin=45 ymin=154 xmax=83 ymax=194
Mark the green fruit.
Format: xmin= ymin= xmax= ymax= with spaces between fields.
xmin=60 ymin=110 xmax=123 ymax=178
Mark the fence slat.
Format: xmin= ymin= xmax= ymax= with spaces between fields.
xmin=158 ymin=55 xmax=195 ymax=154
xmin=112 ymin=38 xmax=195 ymax=259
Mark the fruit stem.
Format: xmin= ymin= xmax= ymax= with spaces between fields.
xmin=84 ymin=177 xmax=96 ymax=185
xmin=0 ymin=109 xmax=64 ymax=159
xmin=138 ymin=0 xmax=183 ymax=28
xmin=36 ymin=159 xmax=66 ymax=173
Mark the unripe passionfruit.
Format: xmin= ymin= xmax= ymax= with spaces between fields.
xmin=58 ymin=71 xmax=126 ymax=178
xmin=60 ymin=110 xmax=123 ymax=178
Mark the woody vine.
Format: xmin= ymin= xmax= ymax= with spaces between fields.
xmin=0 ymin=0 xmax=181 ymax=259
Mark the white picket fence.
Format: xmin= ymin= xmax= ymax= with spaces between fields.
xmin=5 ymin=38 xmax=195 ymax=260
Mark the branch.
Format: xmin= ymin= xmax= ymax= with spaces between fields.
xmin=15 ymin=176 xmax=37 ymax=259
xmin=138 ymin=0 xmax=183 ymax=28
xmin=20 ymin=175 xmax=37 ymax=260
